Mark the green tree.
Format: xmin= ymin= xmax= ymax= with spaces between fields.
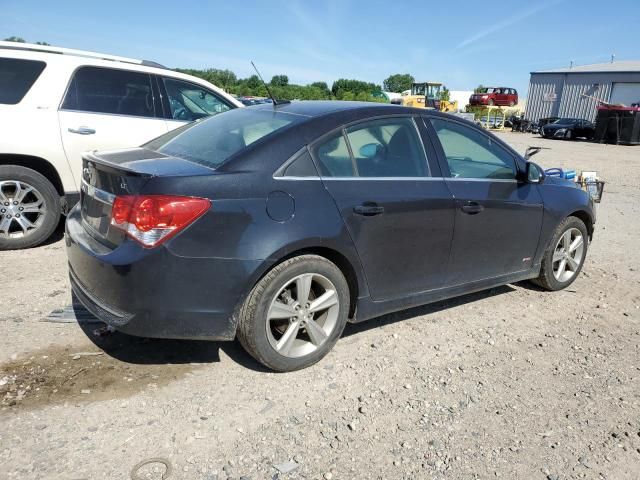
xmin=270 ymin=75 xmax=289 ymax=87
xmin=4 ymin=36 xmax=26 ymax=42
xmin=310 ymin=81 xmax=331 ymax=96
xmin=331 ymin=78 xmax=381 ymax=99
xmin=474 ymin=84 xmax=486 ymax=93
xmin=383 ymin=73 xmax=414 ymax=93
xmin=244 ymin=75 xmax=262 ymax=90
xmin=35 ymin=41 xmax=50 ymax=46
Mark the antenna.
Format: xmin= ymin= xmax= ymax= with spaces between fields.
xmin=611 ymin=53 xmax=615 ymax=63
xmin=251 ymin=61 xmax=289 ymax=106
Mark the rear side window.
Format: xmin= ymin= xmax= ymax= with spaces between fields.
xmin=430 ymin=118 xmax=516 ymax=179
xmin=0 ymin=58 xmax=46 ymax=104
xmin=61 ymin=66 xmax=156 ymax=118
xmin=145 ymin=108 xmax=303 ymax=168
xmin=313 ymin=130 xmax=355 ymax=177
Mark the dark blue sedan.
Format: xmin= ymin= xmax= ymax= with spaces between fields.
xmin=66 ymin=102 xmax=595 ymax=371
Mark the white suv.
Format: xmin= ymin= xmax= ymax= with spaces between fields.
xmin=0 ymin=41 xmax=242 ymax=250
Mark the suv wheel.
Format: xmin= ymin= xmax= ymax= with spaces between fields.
xmin=531 ymin=216 xmax=588 ymax=291
xmin=237 ymin=255 xmax=350 ymax=372
xmin=0 ymin=165 xmax=60 ymax=250
xmin=488 ymin=99 xmax=495 ymax=106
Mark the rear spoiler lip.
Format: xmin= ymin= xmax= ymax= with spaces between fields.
xmin=83 ymin=151 xmax=152 ymax=176
xmin=82 ymin=149 xmax=217 ymax=178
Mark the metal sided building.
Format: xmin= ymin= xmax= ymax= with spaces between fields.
xmin=525 ymin=61 xmax=640 ymax=122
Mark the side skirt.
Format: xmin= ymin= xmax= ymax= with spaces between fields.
xmin=351 ymin=266 xmax=540 ymax=323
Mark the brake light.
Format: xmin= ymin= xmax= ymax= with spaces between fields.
xmin=111 ymin=195 xmax=210 ymax=247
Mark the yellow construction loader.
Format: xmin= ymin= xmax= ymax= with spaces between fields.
xmin=401 ymin=82 xmax=458 ymax=112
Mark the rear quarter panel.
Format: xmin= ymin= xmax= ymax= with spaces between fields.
xmin=147 ymin=170 xmax=370 ymax=303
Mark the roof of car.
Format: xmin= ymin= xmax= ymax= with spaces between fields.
xmin=249 ymin=100 xmax=422 ymax=118
xmin=0 ymin=40 xmax=166 ymax=68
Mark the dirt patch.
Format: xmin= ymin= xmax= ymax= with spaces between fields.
xmin=0 ymin=344 xmax=199 ymax=411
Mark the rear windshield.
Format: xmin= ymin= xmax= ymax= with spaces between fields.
xmin=0 ymin=58 xmax=46 ymax=104
xmin=145 ymin=108 xmax=304 ymax=168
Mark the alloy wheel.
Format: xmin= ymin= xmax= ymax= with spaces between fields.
xmin=552 ymin=228 xmax=584 ymax=282
xmin=266 ymin=273 xmax=340 ymax=358
xmin=0 ymin=180 xmax=47 ymax=239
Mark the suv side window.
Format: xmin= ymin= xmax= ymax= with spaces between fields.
xmin=0 ymin=58 xmax=46 ymax=105
xmin=162 ymin=77 xmax=232 ymax=121
xmin=61 ymin=66 xmax=156 ymax=118
xmin=430 ymin=118 xmax=517 ymax=180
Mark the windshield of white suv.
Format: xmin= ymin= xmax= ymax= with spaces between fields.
xmin=144 ymin=108 xmax=304 ymax=168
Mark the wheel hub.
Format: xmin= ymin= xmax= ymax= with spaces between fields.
xmin=0 ymin=180 xmax=46 ymax=238
xmin=266 ymin=273 xmax=340 ymax=358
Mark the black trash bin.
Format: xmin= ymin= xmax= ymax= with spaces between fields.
xmin=594 ymin=106 xmax=640 ymax=145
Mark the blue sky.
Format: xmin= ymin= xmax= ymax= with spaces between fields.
xmin=2 ymin=0 xmax=639 ymax=96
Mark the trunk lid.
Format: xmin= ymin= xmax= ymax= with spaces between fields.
xmin=80 ymin=147 xmax=213 ymax=248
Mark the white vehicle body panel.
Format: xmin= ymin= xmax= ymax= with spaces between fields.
xmin=0 ymin=41 xmax=242 ymax=197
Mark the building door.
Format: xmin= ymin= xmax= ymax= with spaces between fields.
xmin=610 ymin=83 xmax=640 ymax=106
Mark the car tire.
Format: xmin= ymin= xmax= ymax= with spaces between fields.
xmin=509 ymin=101 xmax=515 ymax=107
xmin=0 ymin=165 xmax=60 ymax=250
xmin=531 ymin=216 xmax=588 ymax=291
xmin=565 ymin=129 xmax=573 ymax=140
xmin=237 ymin=254 xmax=350 ymax=372
xmin=488 ymin=99 xmax=494 ymax=106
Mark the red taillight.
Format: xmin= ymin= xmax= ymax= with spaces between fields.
xmin=111 ymin=195 xmax=210 ymax=247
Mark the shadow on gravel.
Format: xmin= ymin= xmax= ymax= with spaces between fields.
xmin=77 ymin=286 xmax=516 ymax=369
xmin=343 ymin=284 xmax=515 ymax=337
xmin=76 ymin=319 xmax=269 ymax=372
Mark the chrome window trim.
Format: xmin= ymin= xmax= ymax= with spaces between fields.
xmin=445 ymin=177 xmax=518 ymax=183
xmin=59 ymin=109 xmax=168 ymax=121
xmin=321 ymin=176 xmax=444 ymax=181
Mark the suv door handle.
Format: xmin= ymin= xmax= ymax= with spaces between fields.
xmin=353 ymin=203 xmax=385 ymax=216
xmin=68 ymin=127 xmax=96 ymax=135
xmin=460 ymin=202 xmax=484 ymax=215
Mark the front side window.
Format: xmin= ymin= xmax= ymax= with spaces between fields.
xmin=145 ymin=108 xmax=302 ymax=168
xmin=163 ymin=77 xmax=232 ymax=121
xmin=0 ymin=58 xmax=46 ymax=104
xmin=430 ymin=118 xmax=516 ymax=180
xmin=61 ymin=66 xmax=156 ymax=118
xmin=313 ymin=117 xmax=428 ymax=178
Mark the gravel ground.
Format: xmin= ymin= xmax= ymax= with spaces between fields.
xmin=1 ymin=132 xmax=639 ymax=480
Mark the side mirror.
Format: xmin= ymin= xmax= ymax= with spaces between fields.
xmin=359 ymin=143 xmax=382 ymax=159
xmin=526 ymin=162 xmax=545 ymax=184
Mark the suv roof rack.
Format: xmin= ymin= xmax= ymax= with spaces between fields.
xmin=0 ymin=41 xmax=167 ymax=69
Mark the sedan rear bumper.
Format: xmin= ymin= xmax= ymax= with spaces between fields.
xmin=65 ymin=205 xmax=262 ymax=340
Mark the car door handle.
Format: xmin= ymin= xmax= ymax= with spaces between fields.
xmin=460 ymin=202 xmax=484 ymax=215
xmin=68 ymin=127 xmax=96 ymax=135
xmin=353 ymin=204 xmax=385 ymax=216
